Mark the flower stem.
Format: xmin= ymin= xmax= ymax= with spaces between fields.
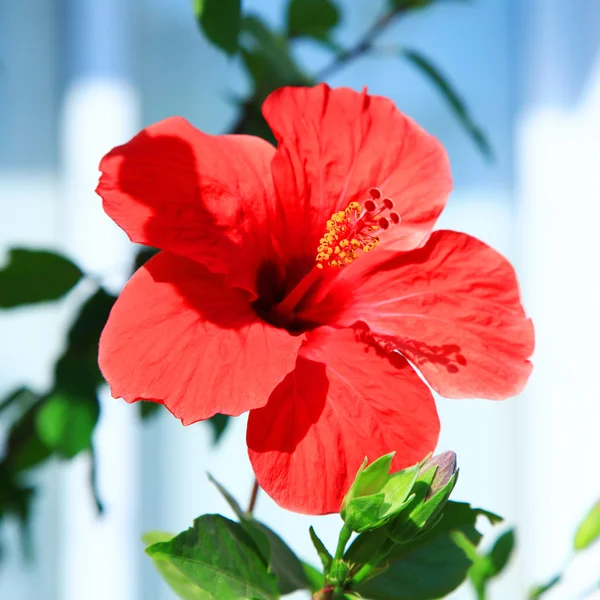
xmin=247 ymin=479 xmax=260 ymax=514
xmin=334 ymin=524 xmax=353 ymax=561
xmin=351 ymin=538 xmax=395 ymax=585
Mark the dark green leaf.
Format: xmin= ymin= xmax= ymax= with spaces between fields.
xmin=287 ymin=0 xmax=340 ymax=40
xmin=147 ymin=514 xmax=279 ymax=599
xmin=348 ymin=502 xmax=501 ymax=600
xmin=209 ymin=475 xmax=309 ymax=594
xmin=0 ymin=465 xmax=35 ymax=559
xmin=133 ymin=247 xmax=159 ymax=272
xmin=5 ymin=403 xmax=53 ymax=471
xmin=140 ymin=401 xmax=163 ymax=420
xmin=143 ymin=532 xmax=211 ymax=599
xmin=0 ymin=248 xmax=82 ymax=308
xmin=356 ymin=534 xmax=473 ymax=600
xmin=207 ymin=414 xmax=229 ymax=443
xmin=0 ymin=387 xmax=39 ymax=417
xmin=575 ymin=499 xmax=600 ymax=551
xmin=194 ymin=0 xmax=241 ymax=56
xmin=403 ymin=49 xmax=493 ymax=159
xmin=488 ymin=528 xmax=515 ymax=577
xmin=389 ymin=0 xmax=434 ymax=9
xmin=63 ymin=288 xmax=116 ymax=372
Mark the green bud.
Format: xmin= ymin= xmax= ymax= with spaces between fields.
xmin=340 ymin=453 xmax=419 ymax=533
xmin=387 ymin=451 xmax=459 ymax=543
xmin=328 ymin=559 xmax=351 ymax=587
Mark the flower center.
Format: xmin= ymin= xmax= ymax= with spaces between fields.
xmin=315 ymin=188 xmax=401 ymax=269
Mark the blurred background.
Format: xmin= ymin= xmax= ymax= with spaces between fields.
xmin=1 ymin=0 xmax=599 ymax=598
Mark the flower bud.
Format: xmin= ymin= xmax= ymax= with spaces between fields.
xmin=387 ymin=451 xmax=459 ymax=543
xmin=340 ymin=453 xmax=419 ymax=533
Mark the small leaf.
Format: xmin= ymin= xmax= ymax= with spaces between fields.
xmin=143 ymin=531 xmax=211 ymax=599
xmin=194 ymin=0 xmax=241 ymax=56
xmin=488 ymin=528 xmax=515 ymax=577
xmin=5 ymin=403 xmax=53 ymax=471
xmin=310 ymin=526 xmax=333 ymax=573
xmin=0 ymin=248 xmax=82 ymax=308
xmin=35 ymin=393 xmax=99 ymax=459
xmin=528 ymin=574 xmax=561 ymax=599
xmin=207 ymin=413 xmax=229 ymax=443
xmin=302 ymin=562 xmax=324 ymax=593
xmin=147 ymin=514 xmax=279 ymax=599
xmin=287 ymin=0 xmax=340 ymax=40
xmin=140 ymin=401 xmax=163 ymax=420
xmin=575 ymin=499 xmax=600 ymax=551
xmin=402 ymin=49 xmax=493 ymax=159
xmin=0 ymin=387 xmax=39 ymax=417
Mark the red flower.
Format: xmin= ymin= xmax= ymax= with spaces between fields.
xmin=97 ymin=84 xmax=534 ymax=514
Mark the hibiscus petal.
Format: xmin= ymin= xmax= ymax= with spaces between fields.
xmin=247 ymin=327 xmax=439 ymax=514
xmin=310 ymin=231 xmax=534 ymax=400
xmin=99 ymin=252 xmax=301 ymax=424
xmin=97 ymin=117 xmax=277 ymax=295
xmin=262 ymin=84 xmax=451 ymax=265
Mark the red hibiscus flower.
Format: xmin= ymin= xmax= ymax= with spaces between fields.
xmin=97 ymin=84 xmax=534 ymax=514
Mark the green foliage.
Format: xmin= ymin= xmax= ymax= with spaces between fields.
xmin=389 ymin=0 xmax=433 ymax=9
xmin=452 ymin=527 xmax=516 ymax=600
xmin=287 ymin=0 xmax=340 ymax=40
xmin=193 ymin=0 xmax=241 ymax=56
xmin=35 ymin=393 xmax=99 ymax=459
xmin=528 ymin=574 xmax=561 ymax=599
xmin=574 ymin=499 xmax=600 ymax=551
xmin=209 ymin=475 xmax=309 ymax=594
xmin=403 ymin=49 xmax=493 ymax=159
xmin=143 ymin=532 xmax=211 ymax=599
xmin=146 ymin=515 xmax=280 ymax=599
xmin=347 ymin=501 xmax=502 ymax=600
xmin=0 ymin=248 xmax=82 ymax=308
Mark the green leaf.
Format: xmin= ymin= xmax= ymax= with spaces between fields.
xmin=147 ymin=514 xmax=279 ymax=600
xmin=140 ymin=401 xmax=163 ymax=420
xmin=389 ymin=0 xmax=434 ymax=9
xmin=5 ymin=403 xmax=53 ymax=471
xmin=302 ymin=562 xmax=324 ymax=593
xmin=529 ymin=574 xmax=561 ymax=599
xmin=207 ymin=413 xmax=230 ymax=443
xmin=194 ymin=0 xmax=241 ymax=56
xmin=0 ymin=387 xmax=39 ymax=417
xmin=209 ymin=475 xmax=309 ymax=594
xmin=35 ymin=392 xmax=99 ymax=459
xmin=0 ymin=248 xmax=82 ymax=308
xmin=348 ymin=502 xmax=501 ymax=600
xmin=402 ymin=49 xmax=493 ymax=159
xmin=310 ymin=526 xmax=333 ymax=573
xmin=240 ymin=15 xmax=312 ymax=100
xmin=287 ymin=0 xmax=340 ymax=40
xmin=575 ymin=499 xmax=600 ymax=551
xmin=143 ymin=532 xmax=211 ymax=600
xmin=0 ymin=465 xmax=36 ymax=559
xmin=488 ymin=528 xmax=515 ymax=577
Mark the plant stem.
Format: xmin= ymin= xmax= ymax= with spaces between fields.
xmin=247 ymin=479 xmax=260 ymax=514
xmin=315 ymin=7 xmax=405 ymax=81
xmin=334 ymin=523 xmax=353 ymax=561
xmin=351 ymin=538 xmax=395 ymax=585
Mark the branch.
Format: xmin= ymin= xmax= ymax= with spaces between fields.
xmin=314 ymin=7 xmax=404 ymax=81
